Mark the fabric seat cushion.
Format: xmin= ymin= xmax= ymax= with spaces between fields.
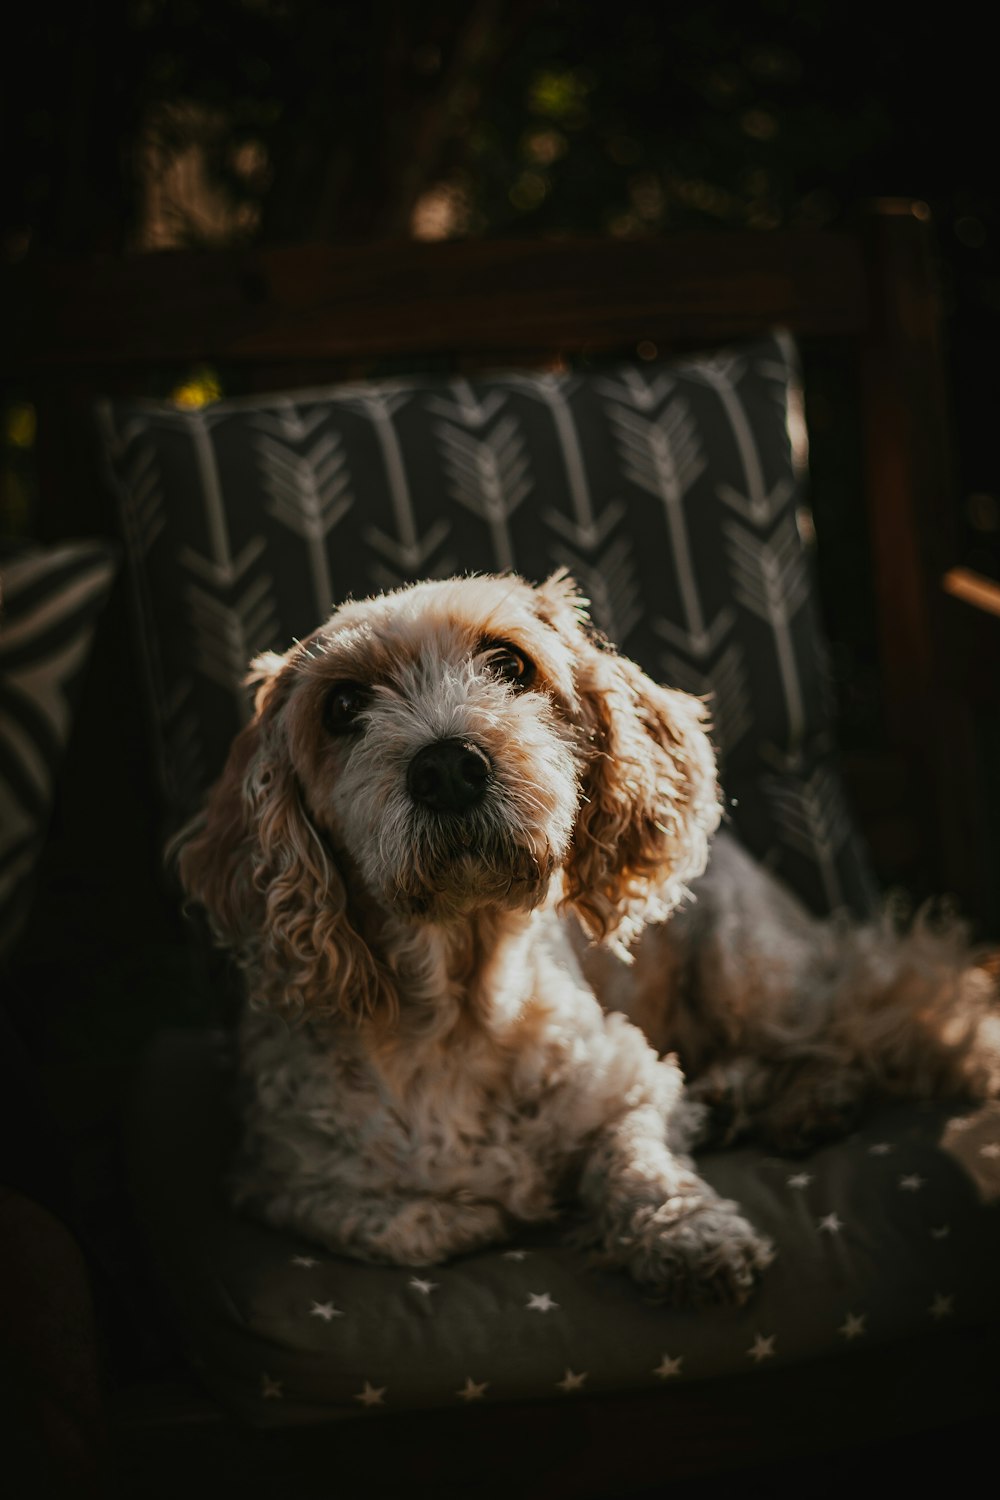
xmin=127 ymin=1029 xmax=1000 ymax=1427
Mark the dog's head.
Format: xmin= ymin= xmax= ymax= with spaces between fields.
xmin=176 ymin=572 xmax=720 ymax=1018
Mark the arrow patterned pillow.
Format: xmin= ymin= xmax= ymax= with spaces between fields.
xmin=98 ymin=333 xmax=877 ymax=918
xmin=0 ymin=540 xmax=118 ymax=957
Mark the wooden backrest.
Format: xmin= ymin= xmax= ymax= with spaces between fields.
xmin=4 ymin=199 xmax=994 ymax=926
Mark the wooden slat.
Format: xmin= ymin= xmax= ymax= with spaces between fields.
xmin=858 ymin=201 xmax=991 ymax=913
xmin=6 ymin=232 xmax=868 ymax=370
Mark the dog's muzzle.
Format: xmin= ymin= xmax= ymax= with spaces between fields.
xmin=406 ymin=737 xmax=493 ymax=817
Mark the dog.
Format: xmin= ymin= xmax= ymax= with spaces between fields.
xmin=176 ymin=571 xmax=1000 ymax=1306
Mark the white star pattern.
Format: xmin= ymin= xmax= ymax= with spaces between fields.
xmin=260 ymin=1374 xmax=284 ymax=1399
xmin=653 ymin=1353 xmax=683 ymax=1379
xmin=556 ymin=1369 xmax=588 ymax=1392
xmin=291 ymin=1255 xmax=318 ymax=1269
xmin=786 ymin=1171 xmax=813 ymax=1189
xmin=838 ymin=1312 xmax=867 ymax=1340
xmin=929 ymin=1293 xmax=955 ymax=1320
xmin=747 ymin=1333 xmax=776 ymax=1363
xmin=930 ymin=1224 xmax=951 ymax=1240
xmin=309 ymin=1301 xmax=343 ymax=1321
xmin=526 ymin=1291 xmax=559 ymax=1313
xmin=354 ymin=1381 xmax=386 ymax=1407
xmin=409 ymin=1277 xmax=439 ymax=1295
xmin=899 ymin=1174 xmax=925 ymax=1191
xmin=868 ymin=1142 xmax=894 ymax=1155
xmin=503 ymin=1250 xmax=530 ymax=1260
xmin=456 ymin=1377 xmax=488 ymax=1402
xmin=980 ymin=1142 xmax=1000 ymax=1160
xmin=818 ymin=1211 xmax=843 ymax=1234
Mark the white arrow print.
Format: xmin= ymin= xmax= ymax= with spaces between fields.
xmin=659 ymin=638 xmax=752 ymax=760
xmin=501 ymin=372 xmax=624 ymax=552
xmin=180 ymin=534 xmax=267 ymax=592
xmin=350 ymin=390 xmax=451 ymax=577
xmin=256 ymin=424 xmax=354 ymax=616
xmin=724 ymin=513 xmax=810 ymax=745
xmin=763 ymin=764 xmax=851 ymax=912
xmin=119 ymin=440 xmax=166 ymax=555
xmin=424 ymin=380 xmax=509 ymax=429
xmin=595 ymin=366 xmax=677 ymax=411
xmin=653 ymin=605 xmax=735 ymax=662
xmin=99 ymin=406 xmax=205 ymax=559
xmin=435 ymin=410 xmax=532 ymax=572
xmin=550 ymin=532 xmax=641 ymax=644
xmin=176 ymin=411 xmax=270 ymax=589
xmin=184 ymin=573 xmax=279 ymax=716
xmin=682 ymin=353 xmax=794 ymax=526
xmin=252 ymin=404 xmax=330 ymax=445
xmin=606 ymin=392 xmax=736 ymax=661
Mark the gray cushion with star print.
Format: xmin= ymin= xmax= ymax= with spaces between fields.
xmin=97 ymin=334 xmax=876 ymax=919
xmin=129 ymin=1029 xmax=1000 ymax=1424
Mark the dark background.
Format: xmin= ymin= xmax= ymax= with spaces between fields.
xmin=1 ymin=0 xmax=998 ymax=558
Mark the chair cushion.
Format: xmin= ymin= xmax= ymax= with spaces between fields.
xmin=128 ymin=1029 xmax=1000 ymax=1427
xmin=97 ymin=335 xmax=875 ymax=917
xmin=0 ymin=539 xmax=118 ymax=957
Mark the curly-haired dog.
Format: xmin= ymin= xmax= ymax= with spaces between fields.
xmin=176 ymin=572 xmax=1000 ymax=1305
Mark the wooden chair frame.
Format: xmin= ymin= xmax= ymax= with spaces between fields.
xmin=3 ymin=199 xmax=999 ymax=1492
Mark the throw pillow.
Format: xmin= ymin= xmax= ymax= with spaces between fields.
xmin=97 ymin=335 xmax=876 ymax=917
xmin=0 ymin=540 xmax=118 ymax=956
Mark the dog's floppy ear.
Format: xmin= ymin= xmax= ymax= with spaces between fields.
xmin=535 ymin=573 xmax=721 ymax=953
xmin=174 ymin=651 xmax=396 ymax=1023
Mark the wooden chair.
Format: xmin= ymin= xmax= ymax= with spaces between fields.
xmin=3 ymin=199 xmax=999 ymax=1496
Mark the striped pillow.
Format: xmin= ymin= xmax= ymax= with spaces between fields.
xmin=0 ymin=541 xmax=118 ymax=956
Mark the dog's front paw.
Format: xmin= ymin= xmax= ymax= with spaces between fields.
xmin=615 ymin=1197 xmax=774 ymax=1306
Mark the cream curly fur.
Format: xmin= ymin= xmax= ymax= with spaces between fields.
xmin=176 ymin=571 xmax=1000 ymax=1304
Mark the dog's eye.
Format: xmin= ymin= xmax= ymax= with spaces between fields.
xmin=481 ymin=642 xmax=535 ymax=690
xmin=324 ymin=681 xmax=370 ymax=734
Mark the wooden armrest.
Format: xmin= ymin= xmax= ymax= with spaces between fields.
xmin=942 ymin=566 xmax=1000 ymax=620
xmin=939 ymin=566 xmax=1000 ymax=707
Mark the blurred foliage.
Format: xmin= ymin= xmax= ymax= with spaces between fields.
xmin=2 ymin=1 xmax=996 ymax=253
xmin=3 ymin=0 xmax=998 ymax=562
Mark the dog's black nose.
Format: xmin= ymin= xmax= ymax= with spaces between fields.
xmin=407 ymin=737 xmax=492 ymax=815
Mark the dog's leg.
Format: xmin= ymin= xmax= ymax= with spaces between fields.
xmin=688 ymin=1053 xmax=871 ymax=1154
xmin=239 ymin=1181 xmax=509 ymax=1266
xmin=626 ymin=834 xmax=1000 ymax=1149
xmin=578 ymin=1101 xmax=773 ymax=1304
xmin=684 ymin=914 xmax=1000 ymax=1153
